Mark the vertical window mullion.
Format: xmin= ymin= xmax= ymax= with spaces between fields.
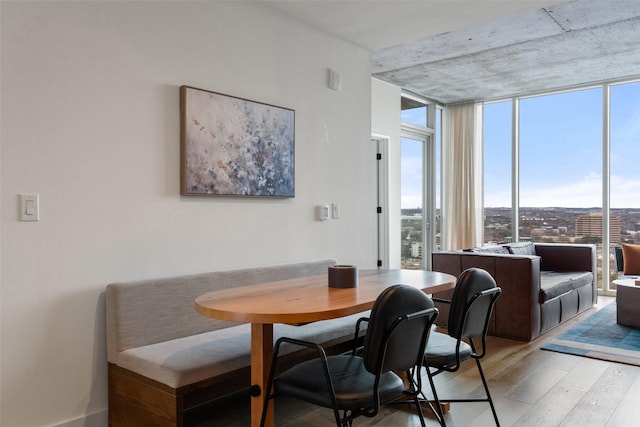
xmin=602 ymin=85 xmax=611 ymax=293
xmin=512 ymin=98 xmax=520 ymax=242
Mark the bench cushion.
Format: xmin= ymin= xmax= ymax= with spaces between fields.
xmin=106 ymin=259 xmax=338 ymax=363
xmin=116 ymin=311 xmax=368 ymax=388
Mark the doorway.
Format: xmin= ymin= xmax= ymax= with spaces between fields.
xmin=399 ymin=93 xmax=440 ymax=270
xmin=374 ymin=94 xmax=441 ymax=271
xmin=400 ymin=132 xmax=435 ymax=270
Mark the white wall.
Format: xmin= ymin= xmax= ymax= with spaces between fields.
xmin=0 ymin=2 xmax=375 ymax=426
xmin=371 ymin=78 xmax=402 ymax=268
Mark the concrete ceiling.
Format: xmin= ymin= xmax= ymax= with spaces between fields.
xmin=264 ymin=0 xmax=640 ymax=104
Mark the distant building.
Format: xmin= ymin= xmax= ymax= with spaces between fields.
xmin=411 ymin=242 xmax=423 ymax=258
xmin=401 ymin=208 xmax=422 ymax=217
xmin=575 ymin=213 xmax=621 ymax=243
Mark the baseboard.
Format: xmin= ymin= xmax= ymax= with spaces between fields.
xmin=50 ymin=410 xmax=107 ymax=427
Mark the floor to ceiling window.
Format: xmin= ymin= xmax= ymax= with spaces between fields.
xmin=520 ymin=88 xmax=603 ymax=242
xmin=482 ymin=79 xmax=640 ymax=293
xmin=610 ymin=81 xmax=640 ymax=287
xmin=483 ymin=101 xmax=513 ymax=244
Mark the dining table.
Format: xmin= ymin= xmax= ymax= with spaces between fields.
xmin=195 ymin=268 xmax=456 ymax=427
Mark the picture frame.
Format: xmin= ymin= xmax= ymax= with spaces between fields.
xmin=180 ymin=85 xmax=295 ymax=197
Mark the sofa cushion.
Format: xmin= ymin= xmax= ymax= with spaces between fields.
xmin=539 ymin=272 xmax=572 ymax=302
xmin=115 ymin=311 xmax=368 ymax=388
xmin=622 ymin=243 xmax=640 ymax=275
xmin=539 ymin=271 xmax=593 ymax=303
xmin=567 ymin=271 xmax=594 ymax=291
xmin=505 ymin=242 xmax=536 ymax=256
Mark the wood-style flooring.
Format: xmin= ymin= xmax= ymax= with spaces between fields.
xmin=186 ymin=296 xmax=640 ymax=426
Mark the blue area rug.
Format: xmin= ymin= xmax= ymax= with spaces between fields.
xmin=541 ymin=303 xmax=640 ymax=366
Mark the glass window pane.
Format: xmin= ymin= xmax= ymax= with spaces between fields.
xmin=520 ymin=88 xmax=603 ymax=287
xmin=401 ymin=137 xmax=424 ymax=269
xmin=401 ymin=97 xmax=427 ymax=127
xmin=483 ymin=101 xmax=512 ymax=245
xmin=610 ymin=81 xmax=640 ymax=286
xmin=519 ymin=89 xmax=602 ymax=237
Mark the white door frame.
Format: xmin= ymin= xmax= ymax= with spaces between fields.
xmin=372 ymin=134 xmax=390 ymax=269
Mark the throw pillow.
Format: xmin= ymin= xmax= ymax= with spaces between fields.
xmin=471 ymin=246 xmax=510 ymax=254
xmin=505 ymin=242 xmax=536 ymax=256
xmin=622 ymin=243 xmax=640 ymax=275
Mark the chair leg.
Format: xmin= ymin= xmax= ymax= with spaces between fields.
xmin=340 ymin=410 xmax=350 ymax=427
xmin=475 ymin=358 xmax=500 ymax=427
xmin=340 ymin=415 xmax=353 ymax=427
xmin=404 ymin=368 xmax=428 ymax=427
xmin=424 ymin=367 xmax=447 ymax=427
xmin=410 ymin=393 xmax=427 ymax=427
xmin=387 ymin=370 xmax=435 ymax=426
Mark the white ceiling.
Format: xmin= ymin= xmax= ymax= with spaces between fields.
xmin=263 ymin=0 xmax=640 ymax=104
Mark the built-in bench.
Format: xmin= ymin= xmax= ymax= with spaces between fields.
xmin=106 ymin=259 xmax=367 ymax=427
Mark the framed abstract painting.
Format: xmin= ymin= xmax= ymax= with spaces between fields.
xmin=180 ymin=85 xmax=295 ymax=197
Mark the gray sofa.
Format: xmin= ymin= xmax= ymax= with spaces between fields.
xmin=432 ymin=242 xmax=597 ymax=341
xmin=106 ymin=259 xmax=367 ymax=427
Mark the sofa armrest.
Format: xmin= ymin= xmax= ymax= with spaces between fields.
xmin=432 ymin=251 xmax=541 ymax=340
xmin=535 ymin=243 xmax=596 ymax=273
xmin=493 ymin=255 xmax=540 ymax=340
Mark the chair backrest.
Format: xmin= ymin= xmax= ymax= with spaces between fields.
xmin=448 ymin=268 xmax=501 ymax=340
xmin=614 ymin=246 xmax=624 ymax=273
xmin=363 ymin=285 xmax=438 ymax=374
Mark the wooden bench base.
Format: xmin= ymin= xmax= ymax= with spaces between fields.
xmin=108 ymin=337 xmax=359 ymax=426
xmin=109 ymin=364 xmax=250 ymax=427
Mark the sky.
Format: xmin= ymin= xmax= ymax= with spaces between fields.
xmin=401 ymin=80 xmax=640 ymax=210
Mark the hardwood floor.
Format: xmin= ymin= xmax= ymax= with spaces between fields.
xmin=186 ymin=297 xmax=640 ymax=426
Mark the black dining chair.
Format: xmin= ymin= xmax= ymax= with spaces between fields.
xmin=259 ymin=284 xmax=439 ymax=427
xmin=422 ymin=267 xmax=502 ymax=427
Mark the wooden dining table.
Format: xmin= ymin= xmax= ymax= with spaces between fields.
xmin=195 ymin=268 xmax=456 ymax=427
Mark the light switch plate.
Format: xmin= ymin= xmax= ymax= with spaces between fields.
xmin=332 ymin=203 xmax=340 ymax=219
xmin=20 ymin=194 xmax=39 ymax=221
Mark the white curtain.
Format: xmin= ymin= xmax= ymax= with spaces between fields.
xmin=442 ymin=103 xmax=483 ymax=250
